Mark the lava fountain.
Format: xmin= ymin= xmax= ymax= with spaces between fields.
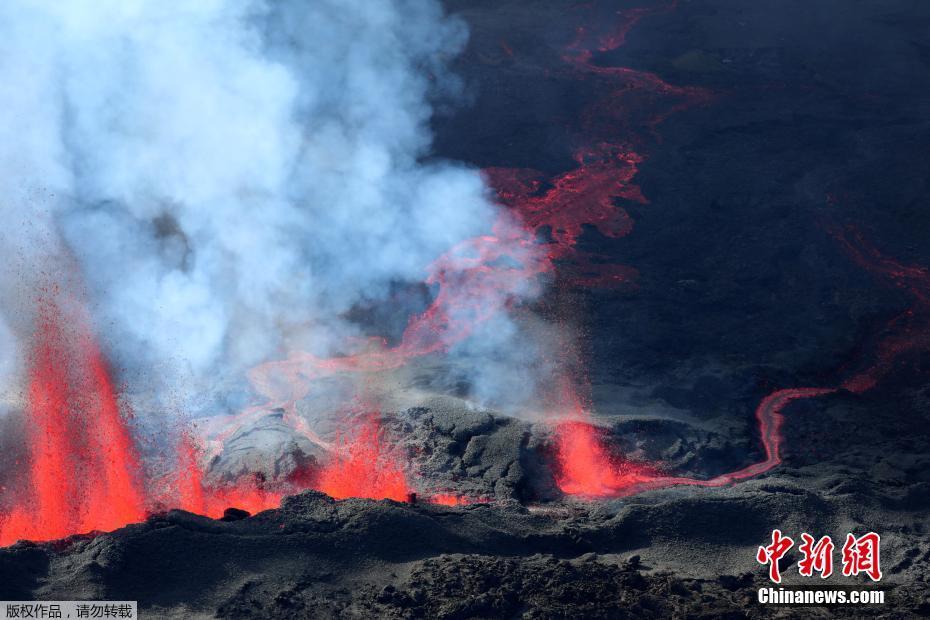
xmin=0 ymin=298 xmax=146 ymax=546
xmin=316 ymin=414 xmax=410 ymax=502
xmin=554 ymin=419 xmax=656 ymax=496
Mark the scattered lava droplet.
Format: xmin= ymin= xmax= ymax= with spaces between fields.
xmin=174 ymin=431 xmax=208 ymax=516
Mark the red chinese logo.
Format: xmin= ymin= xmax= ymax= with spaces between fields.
xmin=757 ymin=530 xmax=881 ymax=583
xmin=798 ymin=533 xmax=834 ymax=578
xmin=756 ymin=529 xmax=794 ymax=584
xmin=841 ymin=532 xmax=882 ymax=582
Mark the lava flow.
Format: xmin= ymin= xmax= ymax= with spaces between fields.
xmin=0 ymin=298 xmax=147 ymax=546
xmin=511 ymin=3 xmax=930 ymax=499
xmin=549 ymin=217 xmax=930 ymax=499
xmin=491 ymin=3 xmax=713 ymax=494
xmin=616 ymin=225 xmax=930 ymax=496
xmin=209 ymin=221 xmax=547 ymax=489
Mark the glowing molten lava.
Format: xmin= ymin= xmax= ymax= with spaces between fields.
xmin=0 ymin=300 xmax=146 ymax=546
xmin=555 ymin=420 xmax=655 ymax=496
xmin=317 ymin=416 xmax=410 ymax=502
xmin=430 ymin=494 xmax=474 ymax=506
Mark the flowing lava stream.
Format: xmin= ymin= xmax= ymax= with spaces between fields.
xmin=549 ymin=382 xmax=832 ymax=496
xmin=490 ymin=1 xmax=719 ymax=496
xmin=550 ymin=223 xmax=930 ymax=499
xmin=501 ymin=2 xmax=930 ymax=499
xmin=576 ymin=226 xmax=930 ymax=498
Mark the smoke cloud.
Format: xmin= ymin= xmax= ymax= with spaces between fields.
xmin=0 ymin=0 xmax=536 ymax=418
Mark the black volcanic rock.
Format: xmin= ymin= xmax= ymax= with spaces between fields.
xmin=220 ymin=507 xmax=251 ymax=522
xmin=390 ymin=402 xmax=560 ymax=502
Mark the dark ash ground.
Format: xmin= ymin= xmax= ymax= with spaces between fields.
xmin=5 ymin=1 xmax=930 ymax=617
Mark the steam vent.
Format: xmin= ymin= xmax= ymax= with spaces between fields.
xmin=0 ymin=0 xmax=928 ymax=618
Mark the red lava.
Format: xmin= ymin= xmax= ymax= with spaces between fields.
xmin=0 ymin=298 xmax=146 ymax=546
xmin=430 ymin=494 xmax=483 ymax=507
xmin=554 ymin=419 xmax=656 ymax=497
xmin=316 ymin=415 xmax=410 ymax=502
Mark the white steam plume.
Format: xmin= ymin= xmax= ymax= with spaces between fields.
xmin=0 ymin=0 xmax=534 ymax=416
